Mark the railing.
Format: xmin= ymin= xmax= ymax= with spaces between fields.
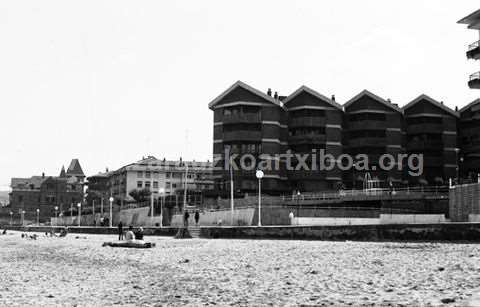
xmin=470 ymin=72 xmax=480 ymax=81
xmin=468 ymin=40 xmax=480 ymax=51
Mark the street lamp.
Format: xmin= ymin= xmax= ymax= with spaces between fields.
xmin=256 ymin=170 xmax=264 ymax=227
xmin=159 ymin=187 xmax=165 ymax=228
xmin=21 ymin=210 xmax=25 ymax=226
xmin=296 ymin=191 xmax=301 ymax=218
xmin=54 ymin=206 xmax=58 ymax=226
xmin=9 ymin=211 xmax=13 ymax=225
xmin=77 ymin=203 xmax=81 ymax=227
xmin=36 ymin=208 xmax=40 ymax=226
xmin=109 ymin=196 xmax=114 ymax=228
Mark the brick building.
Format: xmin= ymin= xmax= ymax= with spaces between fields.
xmin=343 ymin=90 xmax=404 ymax=188
xmin=403 ymin=95 xmax=458 ymax=185
xmin=459 ymin=99 xmax=480 ymax=179
xmin=9 ymin=159 xmax=85 ymax=220
xmin=283 ymin=86 xmax=343 ymax=191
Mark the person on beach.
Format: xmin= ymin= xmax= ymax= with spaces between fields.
xmin=183 ymin=211 xmax=190 ymax=227
xmin=135 ymin=227 xmax=144 ymax=240
xmin=289 ymin=211 xmax=295 ymax=225
xmin=194 ymin=210 xmax=200 ymax=226
xmin=118 ymin=221 xmax=124 ymax=240
xmin=125 ymin=225 xmax=135 ymax=241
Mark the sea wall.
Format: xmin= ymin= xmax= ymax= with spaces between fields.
xmin=171 ymin=208 xmax=255 ymax=226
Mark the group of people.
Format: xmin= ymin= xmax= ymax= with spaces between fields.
xmin=183 ymin=210 xmax=200 ymax=227
xmin=117 ymin=221 xmax=144 ymax=241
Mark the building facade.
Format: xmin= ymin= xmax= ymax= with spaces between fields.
xmin=458 ymin=9 xmax=480 ymax=89
xmin=404 ymin=95 xmax=458 ymax=185
xmin=459 ymin=99 xmax=480 ymax=179
xmin=104 ymin=156 xmax=213 ymax=204
xmin=9 ymin=159 xmax=85 ymax=220
xmin=284 ymin=86 xmax=343 ymax=191
xmin=343 ymin=90 xmax=404 ymax=188
xmin=209 ymin=81 xmax=478 ymax=195
xmin=210 ymin=81 xmax=289 ymax=195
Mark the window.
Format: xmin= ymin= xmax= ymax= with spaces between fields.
xmin=137 ymin=181 xmax=143 ymax=188
xmin=172 ymin=183 xmax=177 ymax=188
xmin=166 ymin=182 xmax=171 ymax=188
xmin=145 ymin=181 xmax=151 ymax=189
xmin=137 ymin=171 xmax=143 ymax=178
xmin=145 ymin=171 xmax=151 ymax=178
xmin=153 ymin=181 xmax=158 ymax=189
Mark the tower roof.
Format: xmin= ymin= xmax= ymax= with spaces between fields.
xmin=458 ymin=9 xmax=480 ymax=29
xmin=283 ymin=85 xmax=343 ymax=110
xmin=66 ymin=159 xmax=85 ymax=177
xmin=403 ymin=94 xmax=459 ymax=118
xmin=59 ymin=165 xmax=66 ymax=177
xmin=344 ymin=89 xmax=402 ymax=113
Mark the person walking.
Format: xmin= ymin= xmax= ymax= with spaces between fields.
xmin=194 ymin=210 xmax=200 ymax=226
xmin=118 ymin=221 xmax=124 ymax=240
xmin=183 ymin=211 xmax=190 ymax=228
xmin=289 ymin=211 xmax=295 ymax=225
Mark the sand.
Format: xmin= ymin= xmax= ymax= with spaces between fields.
xmin=1 ymin=232 xmax=480 ymax=306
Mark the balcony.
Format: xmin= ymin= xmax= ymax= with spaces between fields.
xmin=223 ymin=130 xmax=262 ymax=142
xmin=287 ymin=170 xmax=325 ymax=181
xmin=406 ymin=140 xmax=443 ymax=151
xmin=406 ymin=123 xmax=444 ymax=134
xmin=348 ymin=120 xmax=386 ymax=131
xmin=348 ymin=137 xmax=387 ymax=147
xmin=467 ymin=40 xmax=480 ymax=60
xmin=288 ymin=134 xmax=326 ymax=145
xmin=289 ymin=116 xmax=326 ymax=128
xmin=469 ymin=72 xmax=480 ymax=89
xmin=223 ymin=113 xmax=261 ymax=124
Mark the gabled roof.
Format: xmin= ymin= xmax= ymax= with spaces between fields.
xmin=11 ymin=176 xmax=48 ymax=189
xmin=283 ymin=85 xmax=342 ymax=110
xmin=458 ymin=9 xmax=480 ymax=26
xmin=460 ymin=98 xmax=480 ymax=113
xmin=59 ymin=166 xmax=66 ymax=177
xmin=208 ymin=80 xmax=282 ymax=109
xmin=344 ymin=89 xmax=402 ymax=113
xmin=403 ymin=94 xmax=459 ymax=118
xmin=66 ymin=159 xmax=85 ymax=177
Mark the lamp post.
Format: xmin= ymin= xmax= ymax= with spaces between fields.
xmin=54 ymin=206 xmax=58 ymax=226
xmin=92 ymin=200 xmax=95 ymax=227
xmin=36 ymin=208 xmax=40 ymax=226
xmin=21 ymin=210 xmax=25 ymax=226
xmin=159 ymin=187 xmax=165 ymax=228
xmin=109 ymin=196 xmax=114 ymax=228
xmin=9 ymin=211 xmax=13 ymax=225
xmin=296 ymin=191 xmax=301 ymax=218
xmin=256 ymin=170 xmax=264 ymax=227
xmin=77 ymin=203 xmax=81 ymax=227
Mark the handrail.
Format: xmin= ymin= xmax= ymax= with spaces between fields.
xmin=468 ymin=40 xmax=480 ymax=51
xmin=470 ymin=72 xmax=480 ymax=81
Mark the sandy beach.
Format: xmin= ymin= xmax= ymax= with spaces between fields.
xmin=1 ymin=232 xmax=480 ymax=306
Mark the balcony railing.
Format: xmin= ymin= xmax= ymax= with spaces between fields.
xmin=223 ymin=113 xmax=261 ymax=124
xmin=289 ymin=116 xmax=326 ymax=128
xmin=469 ymin=72 xmax=480 ymax=89
xmin=223 ymin=130 xmax=262 ymax=142
xmin=467 ymin=40 xmax=480 ymax=60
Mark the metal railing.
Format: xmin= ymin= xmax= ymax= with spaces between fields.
xmin=470 ymin=72 xmax=480 ymax=81
xmin=468 ymin=40 xmax=480 ymax=51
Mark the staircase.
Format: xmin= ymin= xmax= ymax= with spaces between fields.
xmin=188 ymin=226 xmax=201 ymax=238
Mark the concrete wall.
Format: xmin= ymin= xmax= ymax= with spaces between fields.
xmin=51 ymin=207 xmax=167 ymax=227
xmin=171 ymin=208 xmax=255 ymax=226
xmin=295 ymin=217 xmax=380 ymax=226
xmin=379 ymin=214 xmax=446 ymax=224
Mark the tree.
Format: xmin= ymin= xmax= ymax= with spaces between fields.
xmin=129 ymin=189 xmax=151 ymax=202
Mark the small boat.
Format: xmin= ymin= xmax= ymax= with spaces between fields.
xmin=102 ymin=240 xmax=155 ymax=248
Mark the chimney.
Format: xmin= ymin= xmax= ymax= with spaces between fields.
xmin=387 ymin=98 xmax=391 ymax=103
xmin=106 ymin=167 xmax=109 ymax=172
xmin=440 ymin=101 xmax=444 ymax=105
xmin=274 ymin=91 xmax=278 ymax=100
xmin=455 ymin=106 xmax=459 ymax=112
xmin=267 ymin=88 xmax=272 ymax=96
xmin=42 ymin=172 xmax=45 ymax=178
xmin=331 ymin=95 xmax=335 ymax=101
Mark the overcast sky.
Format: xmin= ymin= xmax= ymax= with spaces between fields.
xmin=0 ymin=0 xmax=479 ymax=190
